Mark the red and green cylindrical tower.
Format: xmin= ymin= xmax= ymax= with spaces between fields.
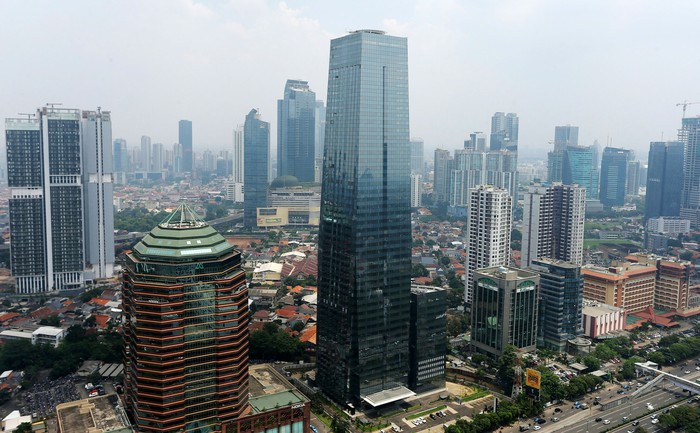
xmin=122 ymin=204 xmax=249 ymax=432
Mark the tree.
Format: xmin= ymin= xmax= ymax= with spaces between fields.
xmin=40 ymin=315 xmax=61 ymax=327
xmin=15 ymin=423 xmax=32 ymax=433
xmin=582 ymin=354 xmax=601 ymax=370
xmin=680 ymin=250 xmax=694 ymax=261
xmin=441 ymin=256 xmax=452 ymax=266
xmin=496 ymin=345 xmax=517 ymax=390
xmin=633 ymin=427 xmax=648 ymax=433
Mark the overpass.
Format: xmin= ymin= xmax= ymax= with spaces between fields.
xmin=632 ymin=361 xmax=700 ymax=396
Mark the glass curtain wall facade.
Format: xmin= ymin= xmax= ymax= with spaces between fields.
xmin=179 ymin=120 xmax=193 ymax=174
xmin=680 ymin=118 xmax=700 ymax=226
xmin=599 ymin=147 xmax=632 ymax=206
xmin=645 ymin=141 xmax=684 ymax=220
xmin=243 ymin=109 xmax=270 ymax=228
xmin=277 ymin=80 xmax=316 ymax=182
xmin=122 ymin=204 xmax=249 ymax=433
xmin=531 ymin=259 xmax=583 ymax=351
xmin=562 ymin=146 xmax=599 ymax=199
xmin=409 ymin=286 xmax=446 ymax=391
xmin=317 ymin=30 xmax=411 ymax=405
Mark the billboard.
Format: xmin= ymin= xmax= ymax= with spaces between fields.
xmin=525 ymin=368 xmax=541 ymax=390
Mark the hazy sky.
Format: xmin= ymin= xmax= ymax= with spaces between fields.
xmin=1 ymin=0 xmax=699 ymax=162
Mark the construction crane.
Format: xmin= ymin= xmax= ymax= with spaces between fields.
xmin=677 ymin=100 xmax=700 ymax=118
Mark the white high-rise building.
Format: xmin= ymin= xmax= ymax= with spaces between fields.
xmin=140 ymin=136 xmax=151 ymax=172
xmin=232 ymin=125 xmax=244 ymax=183
xmin=410 ymin=173 xmax=422 ymax=207
xmin=151 ymin=142 xmax=163 ymax=173
xmin=6 ymin=106 xmax=114 ymax=293
xmin=521 ymin=184 xmax=585 ymax=268
xmin=465 ymin=185 xmax=512 ymax=305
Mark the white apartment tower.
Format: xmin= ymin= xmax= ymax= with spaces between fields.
xmin=465 ymin=185 xmax=512 ymax=305
xmin=521 ymin=184 xmax=585 ymax=268
xmin=410 ymin=173 xmax=422 ymax=208
xmin=5 ymin=106 xmax=114 ymax=293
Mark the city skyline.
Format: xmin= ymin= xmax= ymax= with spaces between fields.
xmin=1 ymin=1 xmax=698 ymax=161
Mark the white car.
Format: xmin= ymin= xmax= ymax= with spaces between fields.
xmin=533 ymin=426 xmax=541 ymax=431
xmin=603 ymin=420 xmax=610 ymax=425
xmin=651 ymin=419 xmax=659 ymax=424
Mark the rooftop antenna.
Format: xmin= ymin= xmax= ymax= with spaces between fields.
xmin=46 ymin=102 xmax=63 ymax=109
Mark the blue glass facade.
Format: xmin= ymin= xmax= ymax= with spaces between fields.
xmin=317 ymin=30 xmax=411 ymax=405
xmin=645 ymin=141 xmax=684 ymax=220
xmin=562 ymin=146 xmax=599 ymax=199
xmin=531 ymin=259 xmax=583 ymax=351
xmin=599 ymin=147 xmax=632 ymax=206
xmin=244 ymin=109 xmax=269 ymax=228
xmin=278 ymin=80 xmax=316 ymax=182
xmin=178 ymin=120 xmax=192 ymax=173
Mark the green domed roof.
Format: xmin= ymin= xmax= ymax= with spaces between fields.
xmin=270 ymin=175 xmax=300 ymax=189
xmin=133 ymin=203 xmax=234 ymax=260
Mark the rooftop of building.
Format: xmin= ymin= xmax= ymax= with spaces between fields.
xmin=248 ymin=364 xmax=308 ymax=414
xmin=474 ymin=266 xmax=539 ymax=280
xmin=582 ymin=300 xmax=625 ymax=316
xmin=410 ymin=284 xmax=446 ymax=294
xmin=582 ymin=263 xmax=657 ymax=279
xmin=55 ymin=394 xmax=132 ymax=433
xmin=530 ymin=257 xmax=580 ymax=268
xmin=32 ymin=326 xmax=64 ymax=336
xmin=133 ymin=203 xmax=235 ymax=260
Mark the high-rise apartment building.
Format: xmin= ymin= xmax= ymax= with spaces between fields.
xmin=449 ymin=150 xmax=518 ymax=208
xmin=5 ymin=106 xmax=114 ymax=293
xmin=465 ymin=185 xmax=512 ymax=305
xmin=599 ymin=147 xmax=633 ymax=206
xmin=411 ymin=138 xmax=424 ymax=174
xmin=521 ymin=184 xmax=585 ymax=268
xmin=470 ymin=266 xmax=539 ymax=357
xmin=680 ymin=118 xmax=700 ymax=226
xmin=464 ymin=132 xmax=486 ymax=152
xmin=317 ymin=30 xmax=414 ymax=406
xmin=554 ymin=125 xmax=579 ymax=151
xmin=179 ymin=119 xmax=193 ymax=173
xmin=243 ymin=109 xmax=269 ymax=228
xmin=277 ymin=79 xmax=316 ymax=182
xmin=232 ymin=125 xmax=244 ymax=183
xmin=530 ymin=258 xmax=583 ymax=351
xmin=562 ymin=146 xmax=599 ymax=199
xmin=151 ymin=142 xmax=163 ymax=173
xmin=433 ymin=149 xmax=453 ymax=204
xmin=626 ymin=160 xmax=641 ymax=196
xmin=410 ymin=173 xmax=422 ymax=208
xmin=645 ymin=141 xmax=684 ymax=220
xmin=490 ymin=112 xmax=519 ymax=152
xmin=81 ymin=110 xmax=115 ymax=281
xmin=547 ymin=151 xmax=564 ymax=183
xmin=122 ymin=204 xmax=249 ymax=433
xmin=140 ymin=136 xmax=152 ymax=172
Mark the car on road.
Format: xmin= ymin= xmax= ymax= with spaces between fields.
xmin=519 ymin=426 xmax=529 ymax=432
xmin=533 ymin=426 xmax=541 ymax=431
xmin=651 ymin=419 xmax=659 ymax=424
xmin=311 ymin=426 xmax=318 ymax=433
xmin=632 ymin=421 xmax=639 ymax=426
xmin=685 ymin=370 xmax=692 ymax=374
xmin=595 ymin=418 xmax=603 ymax=422
xmin=550 ymin=417 xmax=559 ymax=422
xmin=554 ymin=408 xmax=562 ymax=413
xmin=623 ymin=416 xmax=629 ymax=421
xmin=603 ymin=420 xmax=610 ymax=425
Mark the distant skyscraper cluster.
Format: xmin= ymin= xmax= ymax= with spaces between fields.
xmin=277 ymin=79 xmax=316 ymax=182
xmin=5 ymin=106 xmax=114 ymax=293
xmin=490 ymin=112 xmax=519 ymax=152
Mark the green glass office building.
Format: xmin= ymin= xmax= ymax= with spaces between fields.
xmin=317 ymin=30 xmax=413 ymax=406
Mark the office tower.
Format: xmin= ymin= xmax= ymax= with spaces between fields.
xmin=410 ymin=173 xmax=422 ymax=207
xmin=626 ymin=160 xmax=641 ymax=196
xmin=640 ymin=164 xmax=648 ymax=188
xmin=243 ymin=109 xmax=270 ymax=228
xmin=410 ymin=138 xmax=424 ymax=174
xmin=647 ymin=217 xmax=691 ymax=237
xmin=277 ymin=79 xmax=316 ymax=182
xmin=450 ymin=150 xmax=518 ymax=208
xmin=490 ymin=112 xmax=519 ymax=152
xmin=582 ymin=262 xmax=656 ymax=313
xmin=81 ymin=109 xmax=115 ymax=281
xmin=599 ymin=147 xmax=632 ymax=206
xmin=470 ymin=266 xmax=540 ymax=357
xmin=315 ymin=100 xmax=326 ymax=160
xmin=171 ymin=142 xmax=183 ymax=174
xmin=627 ymin=253 xmax=692 ymax=313
xmin=317 ymin=30 xmax=413 ymax=406
xmin=232 ymin=125 xmax=244 ymax=183
xmin=151 ymin=142 xmax=163 ymax=173
xmin=433 ymin=149 xmax=453 ymax=203
xmin=465 ymin=185 xmax=512 ymax=305
xmin=179 ymin=119 xmax=193 ymax=173
xmin=6 ymin=106 xmax=114 ymax=293
xmin=409 ymin=285 xmax=446 ymax=391
xmin=681 ymin=118 xmax=700 ymax=226
xmin=113 ymin=138 xmax=128 ymax=184
xmin=530 ymin=259 xmax=583 ymax=351
xmin=592 ymin=140 xmax=602 ymax=170
xmin=521 ymin=184 xmax=585 ymax=268
xmin=547 ymin=151 xmax=564 ymax=182
xmin=122 ymin=204 xmax=249 ymax=433
xmin=554 ymin=125 xmax=579 ymax=151
xmin=140 ymin=136 xmax=151 ymax=172
xmin=562 ymin=146 xmax=599 ymax=199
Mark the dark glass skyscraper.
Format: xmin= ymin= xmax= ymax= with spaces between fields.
xmin=599 ymin=147 xmax=632 ymax=206
xmin=278 ymin=79 xmax=316 ymax=182
xmin=243 ymin=109 xmax=269 ymax=228
xmin=646 ymin=141 xmax=684 ymax=221
xmin=680 ymin=118 xmax=700 ymax=226
xmin=178 ymin=120 xmax=193 ymax=173
xmin=317 ymin=30 xmax=413 ymax=406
